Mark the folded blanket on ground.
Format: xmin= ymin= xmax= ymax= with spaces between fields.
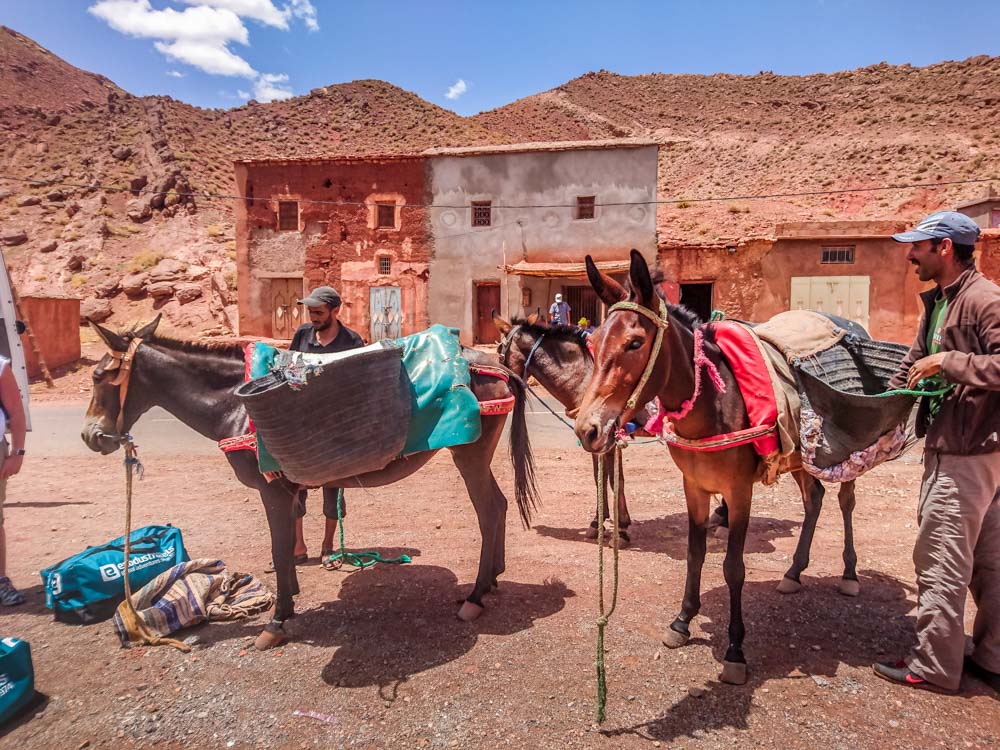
xmin=113 ymin=559 xmax=274 ymax=647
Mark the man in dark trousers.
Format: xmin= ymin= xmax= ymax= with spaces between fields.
xmin=873 ymin=211 xmax=1000 ymax=694
xmin=289 ymin=285 xmax=365 ymax=565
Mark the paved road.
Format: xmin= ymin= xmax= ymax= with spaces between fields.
xmin=32 ymin=393 xmax=582 ymax=458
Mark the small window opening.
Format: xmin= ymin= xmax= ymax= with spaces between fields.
xmin=377 ymin=203 xmax=396 ymax=229
xmin=378 ymin=256 xmax=392 ymax=275
xmin=576 ymin=196 xmax=596 ymax=220
xmin=821 ymin=246 xmax=855 ymax=264
xmin=472 ymin=201 xmax=492 ymax=227
xmin=277 ymin=200 xmax=299 ymax=231
xmin=323 ymin=178 xmax=333 ymax=189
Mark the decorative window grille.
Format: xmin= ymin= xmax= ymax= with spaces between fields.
xmin=576 ymin=196 xmax=596 ymax=220
xmin=821 ymin=246 xmax=855 ymax=264
xmin=277 ymin=200 xmax=299 ymax=231
xmin=472 ymin=201 xmax=492 ymax=227
xmin=377 ymin=203 xmax=396 ymax=229
xmin=378 ymin=256 xmax=392 ymax=275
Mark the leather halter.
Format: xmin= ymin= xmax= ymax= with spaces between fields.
xmin=603 ymin=298 xmax=670 ymax=411
xmin=103 ymin=337 xmax=144 ymax=436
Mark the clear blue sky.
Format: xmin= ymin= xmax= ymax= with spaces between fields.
xmin=3 ymin=1 xmax=999 ymax=115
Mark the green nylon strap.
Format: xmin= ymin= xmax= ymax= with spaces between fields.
xmin=709 ymin=309 xmax=726 ymax=322
xmin=323 ymin=489 xmax=412 ymax=571
xmin=595 ymin=443 xmax=623 ymax=724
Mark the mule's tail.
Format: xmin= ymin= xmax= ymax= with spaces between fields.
xmin=507 ymin=372 xmax=539 ymax=528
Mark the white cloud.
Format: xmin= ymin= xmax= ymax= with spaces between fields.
xmin=166 ymin=70 xmax=185 ymax=78
xmin=445 ymin=78 xmax=468 ymax=100
xmin=237 ymin=89 xmax=251 ymax=99
xmin=253 ymin=72 xmax=293 ymax=101
xmin=89 ymin=0 xmax=317 ymax=101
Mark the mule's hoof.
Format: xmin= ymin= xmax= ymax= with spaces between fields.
xmin=662 ymin=627 xmax=690 ymax=649
xmin=254 ymin=628 xmax=287 ymax=651
xmin=457 ymin=600 xmax=485 ymax=622
xmin=713 ymin=525 xmax=730 ymax=542
xmin=776 ymin=576 xmax=802 ymax=595
xmin=584 ymin=524 xmax=601 ymax=540
xmin=838 ymin=578 xmax=861 ymax=597
xmin=720 ymin=660 xmax=748 ymax=685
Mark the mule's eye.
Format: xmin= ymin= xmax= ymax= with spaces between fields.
xmin=627 ymin=338 xmax=644 ymax=351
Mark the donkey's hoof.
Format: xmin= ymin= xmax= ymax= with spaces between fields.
xmin=662 ymin=627 xmax=690 ymax=649
xmin=720 ymin=660 xmax=748 ymax=685
xmin=713 ymin=525 xmax=730 ymax=542
xmin=838 ymin=578 xmax=861 ymax=597
xmin=585 ymin=524 xmax=601 ymax=540
xmin=776 ymin=576 xmax=802 ymax=595
xmin=457 ymin=600 xmax=485 ymax=622
xmin=254 ymin=628 xmax=287 ymax=651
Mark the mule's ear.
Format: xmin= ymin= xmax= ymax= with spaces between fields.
xmin=526 ymin=311 xmax=539 ymax=325
xmin=133 ymin=313 xmax=162 ymax=340
xmin=492 ymin=309 xmax=512 ymax=335
xmin=90 ymin=320 xmax=127 ymax=352
xmin=585 ymin=255 xmax=627 ymax=307
xmin=628 ymin=249 xmax=655 ymax=306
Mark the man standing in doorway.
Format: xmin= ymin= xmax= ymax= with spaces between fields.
xmin=548 ymin=292 xmax=571 ymax=326
xmin=288 ymin=285 xmax=365 ymax=566
xmin=873 ymin=211 xmax=1000 ymax=694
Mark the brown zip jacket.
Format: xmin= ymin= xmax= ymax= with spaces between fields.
xmin=889 ymin=267 xmax=1000 ymax=454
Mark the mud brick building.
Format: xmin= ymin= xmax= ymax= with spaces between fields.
xmin=235 ymin=139 xmax=659 ymax=344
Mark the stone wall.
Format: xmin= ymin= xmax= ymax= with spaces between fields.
xmin=20 ymin=296 xmax=80 ymax=377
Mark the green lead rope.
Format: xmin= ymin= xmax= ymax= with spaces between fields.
xmin=595 ymin=444 xmax=623 ymax=724
xmin=323 ymin=489 xmax=412 ymax=571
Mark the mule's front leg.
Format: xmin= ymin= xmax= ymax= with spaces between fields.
xmin=663 ymin=483 xmax=711 ymax=649
xmin=720 ymin=493 xmax=751 ymax=685
xmin=837 ymin=480 xmax=860 ymax=597
xmin=256 ymin=483 xmax=298 ymax=650
xmin=778 ymin=472 xmax=825 ymax=594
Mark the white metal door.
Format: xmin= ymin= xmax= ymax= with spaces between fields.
xmin=370 ymin=286 xmax=402 ymax=341
xmin=790 ymin=276 xmax=870 ymax=330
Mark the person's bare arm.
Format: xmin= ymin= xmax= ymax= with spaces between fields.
xmin=0 ymin=365 xmax=25 ymax=479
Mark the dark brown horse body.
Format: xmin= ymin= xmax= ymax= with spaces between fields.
xmin=492 ymin=312 xmax=634 ymax=542
xmin=574 ymin=250 xmax=861 ymax=685
xmin=81 ymin=317 xmax=538 ymax=649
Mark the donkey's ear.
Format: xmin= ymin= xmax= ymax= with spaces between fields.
xmin=492 ymin=309 xmax=512 ymax=335
xmin=628 ymin=249 xmax=655 ymax=306
xmin=133 ymin=313 xmax=162 ymax=340
xmin=90 ymin=320 xmax=128 ymax=352
xmin=585 ymin=255 xmax=627 ymax=307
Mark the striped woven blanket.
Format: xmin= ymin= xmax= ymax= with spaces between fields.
xmin=113 ymin=559 xmax=274 ymax=646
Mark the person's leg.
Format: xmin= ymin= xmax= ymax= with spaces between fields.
xmin=970 ymin=460 xmax=1000 ymax=679
xmin=0 ymin=452 xmax=25 ymax=606
xmin=293 ymin=489 xmax=308 ymax=560
xmin=321 ymin=487 xmax=344 ymax=554
xmin=906 ymin=453 xmax=997 ymax=690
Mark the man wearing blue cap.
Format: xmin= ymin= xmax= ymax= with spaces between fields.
xmin=873 ymin=211 xmax=1000 ymax=694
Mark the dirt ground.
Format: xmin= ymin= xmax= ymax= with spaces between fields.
xmin=2 ymin=391 xmax=999 ymax=748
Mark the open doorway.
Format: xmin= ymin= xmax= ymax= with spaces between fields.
xmin=680 ymin=282 xmax=714 ymax=323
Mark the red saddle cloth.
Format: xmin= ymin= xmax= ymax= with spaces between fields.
xmin=709 ymin=321 xmax=779 ymax=457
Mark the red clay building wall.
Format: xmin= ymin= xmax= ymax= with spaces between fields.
xmin=235 ymin=157 xmax=431 ymax=339
xmin=20 ymin=296 xmax=80 ymax=377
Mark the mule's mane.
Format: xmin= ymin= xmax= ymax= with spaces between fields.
xmin=509 ymin=319 xmax=590 ymax=352
xmin=120 ymin=328 xmax=245 ymax=358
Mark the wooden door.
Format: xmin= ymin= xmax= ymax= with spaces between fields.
xmin=370 ymin=286 xmax=402 ymax=341
xmin=270 ymin=277 xmax=303 ymax=339
xmin=475 ymin=283 xmax=501 ymax=343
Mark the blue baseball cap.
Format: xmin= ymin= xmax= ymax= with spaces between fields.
xmin=891 ymin=210 xmax=981 ymax=245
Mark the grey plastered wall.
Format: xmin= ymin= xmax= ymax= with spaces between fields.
xmin=427 ymin=145 xmax=658 ymax=343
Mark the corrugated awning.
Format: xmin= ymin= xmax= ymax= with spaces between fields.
xmin=503 ymin=260 xmax=630 ymax=278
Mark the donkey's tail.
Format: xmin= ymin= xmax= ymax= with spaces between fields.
xmin=507 ymin=372 xmax=540 ymax=528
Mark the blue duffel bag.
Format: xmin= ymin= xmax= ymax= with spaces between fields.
xmin=0 ymin=638 xmax=35 ymax=726
xmin=40 ymin=525 xmax=188 ymax=624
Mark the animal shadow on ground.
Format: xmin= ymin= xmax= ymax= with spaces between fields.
xmin=533 ymin=512 xmax=800 ymax=559
xmin=601 ymin=570 xmax=993 ymax=743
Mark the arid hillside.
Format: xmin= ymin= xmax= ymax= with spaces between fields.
xmin=476 ymin=63 xmax=1000 ymax=241
xmin=2 ymin=24 xmax=998 ymax=336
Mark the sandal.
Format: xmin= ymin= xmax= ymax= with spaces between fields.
xmin=0 ymin=576 xmax=26 ymax=606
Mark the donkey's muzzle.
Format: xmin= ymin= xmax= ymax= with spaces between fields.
xmin=81 ymin=422 xmax=121 ymax=455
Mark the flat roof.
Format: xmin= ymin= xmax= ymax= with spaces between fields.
xmin=236 ymin=153 xmax=425 ymax=167
xmin=421 ymin=138 xmax=659 ymax=157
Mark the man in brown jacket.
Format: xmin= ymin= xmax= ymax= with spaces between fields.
xmin=874 ymin=210 xmax=1000 ymax=694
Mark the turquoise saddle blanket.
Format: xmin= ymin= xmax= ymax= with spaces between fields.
xmin=249 ymin=324 xmax=482 ymax=475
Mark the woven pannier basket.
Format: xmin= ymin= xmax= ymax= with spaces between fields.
xmin=794 ymin=338 xmax=915 ymax=469
xmin=235 ymin=343 xmax=412 ymax=486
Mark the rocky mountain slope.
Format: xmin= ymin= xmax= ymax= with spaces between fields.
xmin=2 ymin=25 xmax=998 ymax=337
